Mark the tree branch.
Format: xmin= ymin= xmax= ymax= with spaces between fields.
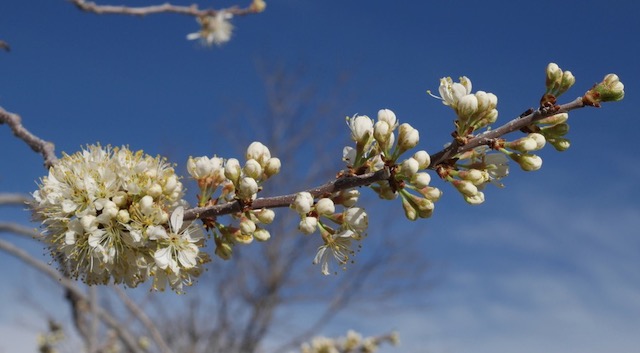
xmin=0 ymin=193 xmax=31 ymax=206
xmin=70 ymin=0 xmax=262 ymax=17
xmin=0 ymin=106 xmax=57 ymax=169
xmin=0 ymin=222 xmax=44 ymax=240
xmin=0 ymin=239 xmax=144 ymax=353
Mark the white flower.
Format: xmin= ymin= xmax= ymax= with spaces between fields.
xmin=186 ymin=12 xmax=234 ymax=46
xmin=149 ymin=207 xmax=202 ymax=274
xmin=438 ymin=76 xmax=472 ymax=108
xmin=246 ymin=141 xmax=271 ymax=166
xmin=377 ymin=109 xmax=398 ymax=128
xmin=313 ymin=230 xmax=356 ymax=275
xmin=342 ymin=207 xmax=368 ymax=236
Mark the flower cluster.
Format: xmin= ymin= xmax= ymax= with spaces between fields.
xmin=31 ymin=145 xmax=210 ymax=293
xmin=344 ymin=109 xmax=441 ymax=221
xmin=434 ymin=76 xmax=499 ymax=137
xmin=545 ymin=62 xmax=576 ymax=99
xmin=300 ymin=330 xmax=399 ymax=353
xmin=291 ymin=191 xmax=366 ymax=275
xmin=186 ymin=11 xmax=234 ymax=46
xmin=187 ymin=141 xmax=280 ymax=260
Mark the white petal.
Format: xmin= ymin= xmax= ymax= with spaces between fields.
xmin=171 ymin=207 xmax=184 ymax=233
xmin=146 ymin=225 xmax=168 ymax=240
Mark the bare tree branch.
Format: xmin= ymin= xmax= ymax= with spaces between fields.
xmin=0 ymin=239 xmax=144 ymax=353
xmin=0 ymin=222 xmax=44 ymax=240
xmin=112 ymin=286 xmax=174 ymax=353
xmin=0 ymin=106 xmax=57 ymax=169
xmin=0 ymin=40 xmax=10 ymax=52
xmin=70 ymin=0 xmax=263 ymax=17
xmin=0 ymin=193 xmax=31 ymax=206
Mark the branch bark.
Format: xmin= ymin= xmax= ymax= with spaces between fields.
xmin=70 ymin=0 xmax=262 ymax=17
xmin=0 ymin=106 xmax=57 ymax=169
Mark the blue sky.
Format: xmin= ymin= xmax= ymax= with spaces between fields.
xmin=1 ymin=0 xmax=639 ymax=352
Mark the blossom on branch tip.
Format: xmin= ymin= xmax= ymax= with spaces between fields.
xmin=187 ymin=12 xmax=234 ymax=47
xmin=313 ymin=229 xmax=356 ymax=275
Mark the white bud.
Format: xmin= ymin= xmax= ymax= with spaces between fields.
xmin=147 ymin=183 xmax=163 ymax=198
xmin=511 ymin=153 xmax=543 ymax=171
xmin=187 ymin=156 xmax=215 ymax=179
xmin=377 ymin=109 xmax=397 ymax=128
xmin=293 ymin=192 xmax=314 ymax=215
xmin=340 ymin=189 xmax=360 ymax=207
xmin=224 ymin=158 xmax=241 ymax=183
xmin=413 ymin=150 xmax=431 ymax=169
xmin=238 ymin=177 xmax=259 ymax=199
xmin=246 ymin=141 xmax=271 ymax=165
xmin=243 ymin=159 xmax=263 ymax=180
xmin=401 ymin=158 xmax=420 ymax=178
xmin=117 ymin=209 xmax=130 ymax=223
xmin=298 ymin=216 xmax=318 ymax=234
xmin=457 ymin=94 xmax=478 ymax=119
xmin=452 ymin=179 xmax=478 ymax=197
xmin=315 ymin=198 xmax=335 ymax=216
xmin=411 ymin=172 xmax=431 ymax=188
xmin=264 ymin=157 xmax=281 ymax=177
xmin=239 ymin=219 xmax=256 ymax=235
xmin=254 ymin=208 xmax=275 ymax=224
xmin=139 ymin=195 xmax=154 ymax=214
xmin=464 ymin=191 xmax=485 ymax=205
xmin=397 ymin=123 xmax=419 ymax=152
xmin=253 ymin=228 xmax=271 ymax=241
xmin=348 ymin=115 xmax=374 ymax=144
xmin=528 ymin=133 xmax=546 ymax=150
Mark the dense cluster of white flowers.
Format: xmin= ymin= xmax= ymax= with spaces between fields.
xmin=31 ymin=145 xmax=210 ymax=293
xmin=300 ymin=330 xmax=399 ymax=353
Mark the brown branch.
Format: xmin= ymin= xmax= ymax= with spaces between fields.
xmin=428 ymin=97 xmax=585 ymax=168
xmin=0 ymin=106 xmax=57 ymax=169
xmin=0 ymin=239 xmax=144 ymax=353
xmin=184 ymin=97 xmax=588 ymax=221
xmin=70 ymin=0 xmax=262 ymax=17
xmin=0 ymin=222 xmax=44 ymax=240
xmin=183 ymin=168 xmax=391 ymax=221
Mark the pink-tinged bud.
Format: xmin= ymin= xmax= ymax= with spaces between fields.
xmin=510 ymin=153 xmax=543 ymax=171
xmin=298 ymin=216 xmax=318 ymax=234
xmin=419 ymin=186 xmax=442 ymax=201
xmin=315 ymin=198 xmax=335 ymax=216
xmin=413 ymin=150 xmax=431 ymax=169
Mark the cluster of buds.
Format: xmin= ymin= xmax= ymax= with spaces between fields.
xmin=31 ymin=145 xmax=210 ymax=293
xmin=300 ymin=330 xmax=399 ymax=353
xmin=433 ymin=76 xmax=499 ymax=137
xmin=583 ymin=73 xmax=625 ymax=107
xmin=345 ymin=109 xmax=440 ymax=220
xmin=534 ymin=112 xmax=571 ymax=151
xmin=291 ymin=191 xmax=367 ymax=275
xmin=187 ymin=141 xmax=280 ymax=260
xmin=544 ymin=63 xmax=576 ymax=102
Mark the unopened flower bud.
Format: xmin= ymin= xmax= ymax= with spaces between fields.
xmin=560 ymin=71 xmax=575 ymax=93
xmin=148 ymin=183 xmax=163 ymax=198
xmin=348 ymin=115 xmax=374 ymax=145
xmin=293 ymin=192 xmax=314 ymax=215
xmin=528 ymin=133 xmax=546 ymax=150
xmin=139 ymin=195 xmax=154 ymax=214
xmin=542 ymin=123 xmax=569 ymax=137
xmin=401 ymin=196 xmax=417 ymax=221
xmin=254 ymin=208 xmax=275 ymax=224
xmin=584 ymin=73 xmax=625 ymax=106
xmin=239 ymin=219 xmax=256 ymax=235
xmin=452 ymin=179 xmax=478 ymax=197
xmin=457 ymin=94 xmax=478 ymax=120
xmin=253 ymin=228 xmax=270 ymax=241
xmin=538 ymin=113 xmax=568 ymax=125
xmin=413 ymin=150 xmax=431 ymax=169
xmin=378 ymin=108 xmax=397 ymax=127
xmin=464 ymin=191 xmax=485 ymax=205
xmin=400 ymin=158 xmax=419 ymax=177
xmin=215 ymin=242 xmax=233 ymax=260
xmin=411 ymin=172 xmax=431 ymax=188
xmin=250 ymin=0 xmax=266 ymax=13
xmin=298 ymin=216 xmax=318 ymax=234
xmin=507 ymin=136 xmax=539 ymax=152
xmin=546 ymin=63 xmax=562 ymax=91
xmin=315 ymin=198 xmax=335 ymax=216
xmin=550 ymin=137 xmax=571 ymax=151
xmin=187 ymin=156 xmax=215 ymax=179
xmin=510 ymin=153 xmax=543 ymax=171
xmin=338 ymin=189 xmax=360 ymax=207
xmin=238 ymin=177 xmax=259 ymax=199
xmin=246 ymin=141 xmax=271 ymax=166
xmin=397 ymin=123 xmax=419 ymax=153
xmin=243 ymin=159 xmax=263 ymax=180
xmin=225 ymin=158 xmax=241 ymax=183
xmin=415 ymin=197 xmax=435 ymax=218
xmin=117 ymin=209 xmax=130 ymax=223
xmin=374 ymin=120 xmax=391 ymax=146
xmin=458 ymin=169 xmax=488 ymax=185
xmin=264 ymin=157 xmax=281 ymax=177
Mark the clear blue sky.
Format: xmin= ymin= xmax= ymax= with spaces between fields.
xmin=1 ymin=1 xmax=639 ymax=352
